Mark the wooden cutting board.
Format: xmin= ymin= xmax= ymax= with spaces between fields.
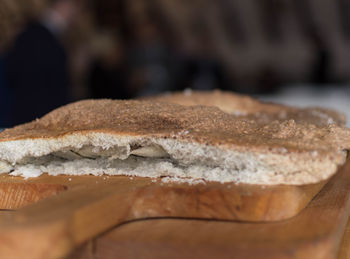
xmin=68 ymin=219 xmax=350 ymax=259
xmin=68 ymin=159 xmax=350 ymax=259
xmin=0 ymin=160 xmax=345 ymax=259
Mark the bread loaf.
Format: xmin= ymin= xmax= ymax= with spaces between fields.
xmin=0 ymin=97 xmax=349 ymax=185
xmin=146 ymin=89 xmax=346 ymax=127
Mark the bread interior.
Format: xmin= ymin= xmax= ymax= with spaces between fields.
xmin=0 ymin=133 xmax=344 ymax=184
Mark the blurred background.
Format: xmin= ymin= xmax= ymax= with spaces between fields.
xmin=0 ymin=0 xmax=350 ymax=127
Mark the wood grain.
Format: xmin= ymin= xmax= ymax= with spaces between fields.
xmin=338 ymin=217 xmax=350 ymax=259
xmin=0 ymin=174 xmax=326 ymax=221
xmin=0 ymin=161 xmax=345 ymax=259
xmin=83 ymin=160 xmax=350 ymax=259
xmin=65 ymin=221 xmax=350 ymax=259
xmin=0 ymin=182 xmax=66 ymax=209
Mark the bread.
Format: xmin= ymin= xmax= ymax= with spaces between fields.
xmin=145 ymin=89 xmax=346 ymax=127
xmin=0 ymin=98 xmax=349 ymax=185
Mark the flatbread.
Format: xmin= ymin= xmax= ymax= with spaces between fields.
xmin=0 ymin=98 xmax=349 ymax=185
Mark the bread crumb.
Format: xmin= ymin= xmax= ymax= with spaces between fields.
xmin=161 ymin=176 xmax=206 ymax=185
xmin=183 ymin=88 xmax=192 ymax=96
xmin=280 ymin=147 xmax=287 ymax=153
xmin=233 ymin=111 xmax=247 ymax=116
xmin=311 ymin=110 xmax=335 ymax=124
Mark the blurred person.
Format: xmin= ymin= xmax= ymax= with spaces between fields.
xmin=310 ymin=30 xmax=331 ymax=85
xmin=0 ymin=54 xmax=11 ymax=127
xmin=88 ymin=33 xmax=129 ymax=99
xmin=128 ymin=21 xmax=173 ymax=97
xmin=6 ymin=0 xmax=79 ymax=126
xmin=176 ymin=33 xmax=229 ymax=92
xmin=256 ymin=66 xmax=281 ymax=94
xmin=180 ymin=57 xmax=228 ymax=91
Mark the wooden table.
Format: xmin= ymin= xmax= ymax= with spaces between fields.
xmin=0 ymin=160 xmax=349 ymax=259
xmin=67 ymin=217 xmax=350 ymax=259
xmin=65 ymin=160 xmax=350 ymax=259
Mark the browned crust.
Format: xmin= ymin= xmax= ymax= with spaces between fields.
xmin=144 ymin=90 xmax=346 ymax=127
xmin=0 ymin=99 xmax=349 ymax=156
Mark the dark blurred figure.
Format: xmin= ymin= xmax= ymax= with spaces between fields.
xmin=256 ymin=66 xmax=281 ymax=94
xmin=180 ymin=57 xmax=228 ymax=91
xmin=310 ymin=30 xmax=331 ymax=85
xmin=128 ymin=21 xmax=173 ymax=97
xmin=176 ymin=34 xmax=229 ymax=92
xmin=88 ymin=34 xmax=130 ymax=99
xmin=0 ymin=55 xmax=11 ymax=127
xmin=6 ymin=0 xmax=78 ymax=126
